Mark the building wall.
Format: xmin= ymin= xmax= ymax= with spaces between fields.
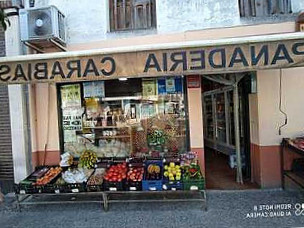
xmin=250 ymin=67 xmax=304 ymax=188
xmin=25 ymin=0 xmax=304 ymax=188
xmin=31 ymin=0 xmax=304 ymax=45
xmin=31 ymin=83 xmax=60 ymax=167
xmin=156 ymin=0 xmax=240 ymax=33
xmin=257 ymin=68 xmax=304 ymax=146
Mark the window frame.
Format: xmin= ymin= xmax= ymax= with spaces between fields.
xmin=109 ymin=0 xmax=157 ymax=32
xmin=239 ymin=0 xmax=292 ymax=18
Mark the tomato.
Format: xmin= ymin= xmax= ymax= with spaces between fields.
xmin=112 ymin=177 xmax=117 ymax=182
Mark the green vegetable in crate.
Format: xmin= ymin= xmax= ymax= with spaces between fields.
xmin=182 ymin=164 xmax=202 ymax=180
xmin=79 ymin=150 xmax=97 ymax=169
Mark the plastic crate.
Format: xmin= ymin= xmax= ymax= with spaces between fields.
xmin=142 ymin=180 xmax=162 ymax=191
xmin=162 ymin=180 xmax=183 ymax=191
xmin=62 ymin=183 xmax=87 ymax=193
xmin=126 ymin=160 xmax=144 ymax=191
xmin=142 ymin=160 xmax=163 ymax=191
xmin=87 ymin=184 xmax=103 ymax=192
xmin=125 ymin=181 xmax=142 ymax=191
xmin=86 ymin=168 xmax=106 ymax=192
xmin=103 ymin=180 xmax=125 ymax=191
xmin=162 ymin=159 xmax=182 ymax=191
xmin=183 ymin=179 xmax=205 ymax=191
xmin=15 ymin=184 xmax=43 ymax=194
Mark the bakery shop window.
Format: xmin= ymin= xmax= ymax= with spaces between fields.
xmin=57 ymin=76 xmax=189 ymax=158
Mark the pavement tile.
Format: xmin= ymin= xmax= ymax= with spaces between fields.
xmin=1 ymin=190 xmax=304 ymax=228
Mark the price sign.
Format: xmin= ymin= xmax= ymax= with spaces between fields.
xmin=190 ymin=186 xmax=199 ymax=191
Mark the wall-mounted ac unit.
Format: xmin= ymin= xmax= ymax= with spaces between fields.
xmin=20 ymin=5 xmax=66 ymax=49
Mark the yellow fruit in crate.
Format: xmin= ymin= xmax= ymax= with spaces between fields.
xmin=168 ymin=167 xmax=171 ymax=173
xmin=164 ymin=165 xmax=169 ymax=170
xmin=169 ymin=162 xmax=175 ymax=168
xmin=175 ymin=165 xmax=180 ymax=170
xmin=164 ymin=171 xmax=169 ymax=177
xmin=169 ymin=176 xmax=175 ymax=181
xmin=154 ymin=165 xmax=160 ymax=174
xmin=176 ymin=176 xmax=181 ymax=181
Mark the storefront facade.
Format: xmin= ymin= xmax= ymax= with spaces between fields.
xmin=3 ymin=0 xmax=304 ymax=190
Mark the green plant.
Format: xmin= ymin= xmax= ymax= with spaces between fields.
xmin=147 ymin=129 xmax=168 ymax=146
xmin=0 ymin=9 xmax=10 ymax=31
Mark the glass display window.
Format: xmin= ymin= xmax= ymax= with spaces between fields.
xmin=57 ymin=76 xmax=189 ymax=158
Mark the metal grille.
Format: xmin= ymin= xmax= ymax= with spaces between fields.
xmin=58 ymin=11 xmax=65 ymax=41
xmin=0 ymin=85 xmax=13 ymax=180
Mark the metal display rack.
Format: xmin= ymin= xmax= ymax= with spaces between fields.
xmin=15 ymin=190 xmax=207 ymax=212
xmin=202 ymin=86 xmax=236 ymax=156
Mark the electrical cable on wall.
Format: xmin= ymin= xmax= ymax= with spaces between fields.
xmin=279 ymin=69 xmax=288 ymax=135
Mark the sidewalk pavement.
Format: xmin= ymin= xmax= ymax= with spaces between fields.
xmin=0 ymin=189 xmax=304 ymax=228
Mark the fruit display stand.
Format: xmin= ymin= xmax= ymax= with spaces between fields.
xmin=15 ymin=157 xmax=207 ymax=212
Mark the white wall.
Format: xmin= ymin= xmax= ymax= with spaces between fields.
xmin=292 ymin=0 xmax=304 ymax=13
xmin=30 ymin=0 xmax=304 ymax=45
xmin=156 ymin=0 xmax=240 ymax=33
xmin=257 ymin=67 xmax=304 ymax=146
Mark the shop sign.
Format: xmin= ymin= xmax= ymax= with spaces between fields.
xmin=1 ymin=39 xmax=304 ymax=84
xmin=187 ymin=75 xmax=201 ymax=88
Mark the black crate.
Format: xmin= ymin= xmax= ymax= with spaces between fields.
xmin=125 ymin=181 xmax=142 ymax=191
xmin=86 ymin=184 xmax=103 ymax=192
xmin=60 ymin=183 xmax=87 ymax=193
xmin=103 ymin=180 xmax=125 ymax=191
xmin=126 ymin=160 xmax=144 ymax=191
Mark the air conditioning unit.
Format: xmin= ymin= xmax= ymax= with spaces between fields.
xmin=20 ymin=5 xmax=66 ymax=48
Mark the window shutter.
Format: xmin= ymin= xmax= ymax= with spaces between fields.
xmin=133 ymin=0 xmax=153 ymax=29
xmin=110 ymin=0 xmax=155 ymax=31
xmin=239 ymin=0 xmax=292 ymax=17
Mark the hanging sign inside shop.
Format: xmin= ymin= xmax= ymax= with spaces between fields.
xmin=187 ymin=75 xmax=201 ymax=88
xmin=1 ymin=38 xmax=304 ymax=84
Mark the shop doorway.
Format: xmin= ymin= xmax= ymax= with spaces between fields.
xmin=202 ymin=73 xmax=258 ymax=190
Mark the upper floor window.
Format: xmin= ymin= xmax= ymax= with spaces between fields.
xmin=239 ymin=0 xmax=292 ymax=17
xmin=109 ymin=0 xmax=156 ymax=31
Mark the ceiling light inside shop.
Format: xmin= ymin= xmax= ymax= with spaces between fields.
xmin=119 ymin=78 xmax=128 ymax=81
